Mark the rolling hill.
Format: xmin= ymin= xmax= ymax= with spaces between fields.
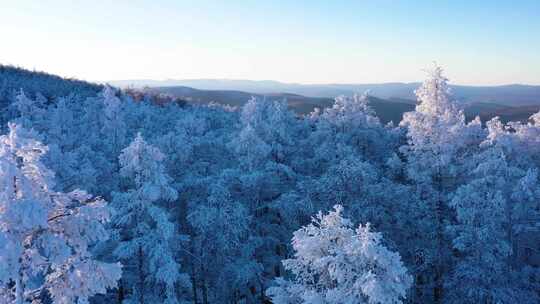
xmin=110 ymin=79 xmax=540 ymax=107
xmin=1 ymin=65 xmax=539 ymax=125
xmin=148 ymin=86 xmax=539 ymax=124
xmin=1 ymin=64 xmax=102 ymax=100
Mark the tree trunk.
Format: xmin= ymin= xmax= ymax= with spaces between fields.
xmin=138 ymin=246 xmax=145 ymax=304
xmin=15 ymin=263 xmax=24 ymax=304
xmin=201 ymin=274 xmax=208 ymax=304
xmin=200 ymin=264 xmax=208 ymax=304
xmin=191 ymin=265 xmax=199 ymax=304
xmin=258 ymin=280 xmax=265 ymax=303
xmin=118 ymin=279 xmax=125 ymax=303
xmin=433 ymin=164 xmax=444 ymax=303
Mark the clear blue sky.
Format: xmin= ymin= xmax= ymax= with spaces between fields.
xmin=1 ymin=0 xmax=539 ymax=85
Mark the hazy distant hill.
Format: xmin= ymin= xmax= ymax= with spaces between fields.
xmin=110 ymin=79 xmax=540 ymax=106
xmin=149 ymin=86 xmax=539 ymax=124
xmin=148 ymin=86 xmax=540 ymax=123
xmin=1 ymin=65 xmax=538 ymax=125
xmin=468 ymin=104 xmax=540 ymax=123
xmin=147 ymin=86 xmax=412 ymax=123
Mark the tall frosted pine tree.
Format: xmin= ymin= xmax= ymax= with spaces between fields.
xmin=399 ymin=65 xmax=483 ymax=302
xmin=111 ymin=133 xmax=189 ymax=304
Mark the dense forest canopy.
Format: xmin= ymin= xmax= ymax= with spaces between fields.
xmin=0 ymin=65 xmax=539 ymax=304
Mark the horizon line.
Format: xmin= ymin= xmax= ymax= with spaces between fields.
xmin=4 ymin=63 xmax=539 ymax=88
xmin=102 ymin=77 xmax=540 ymax=88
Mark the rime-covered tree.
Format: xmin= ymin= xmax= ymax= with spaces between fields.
xmin=306 ymin=93 xmax=399 ymax=170
xmin=399 ymin=65 xmax=483 ymax=302
xmin=400 ymin=66 xmax=483 ymax=185
xmin=100 ymin=86 xmax=126 ymax=164
xmin=484 ymin=113 xmax=540 ymax=168
xmin=447 ymin=146 xmax=540 ymax=303
xmin=228 ymin=98 xmax=302 ymax=296
xmin=231 ymin=123 xmax=271 ymax=171
xmin=11 ymin=89 xmax=46 ymax=130
xmin=235 ymin=97 xmax=296 ymax=167
xmin=187 ymin=177 xmax=260 ymax=303
xmin=0 ymin=123 xmax=121 ymax=304
xmin=111 ymin=133 xmax=188 ymax=304
xmin=267 ymin=205 xmax=412 ymax=304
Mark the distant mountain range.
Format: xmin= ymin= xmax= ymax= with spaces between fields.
xmin=1 ymin=65 xmax=539 ymax=125
xmin=145 ymin=86 xmax=413 ymax=124
xmin=109 ymin=79 xmax=540 ymax=107
xmin=147 ymin=85 xmax=540 ymax=124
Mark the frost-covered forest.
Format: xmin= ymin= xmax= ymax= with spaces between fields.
xmin=0 ymin=65 xmax=539 ymax=304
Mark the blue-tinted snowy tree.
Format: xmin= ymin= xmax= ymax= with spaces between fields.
xmin=447 ymin=146 xmax=540 ymax=303
xmin=0 ymin=123 xmax=121 ymax=304
xmin=111 ymin=134 xmax=189 ymax=304
xmin=399 ymin=65 xmax=484 ymax=302
xmin=267 ymin=205 xmax=412 ymax=304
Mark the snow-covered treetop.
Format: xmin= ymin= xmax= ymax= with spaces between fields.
xmin=413 ymin=65 xmax=460 ymax=119
xmin=119 ymin=133 xmax=177 ymax=202
xmin=240 ymin=96 xmax=267 ymax=127
xmin=399 ymin=65 xmax=484 ymax=174
xmin=234 ymin=97 xmax=296 ymax=165
xmin=483 ymin=112 xmax=540 ymax=166
xmin=402 ymin=65 xmax=464 ymax=127
xmin=320 ymin=93 xmax=380 ymax=129
xmin=12 ymin=89 xmax=46 ymax=128
xmin=268 ymin=205 xmax=412 ymax=304
xmin=0 ymin=122 xmax=53 ymax=196
xmin=101 ymin=86 xmax=121 ymax=112
xmin=401 ymin=65 xmax=465 ymax=132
